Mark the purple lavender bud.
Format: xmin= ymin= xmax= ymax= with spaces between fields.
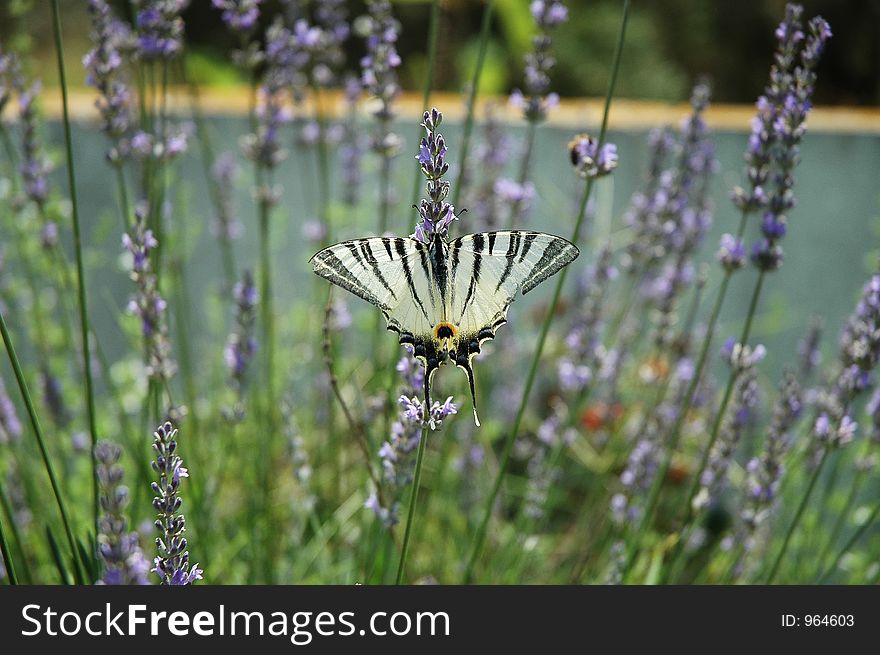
xmin=694 ymin=368 xmax=760 ymax=512
xmin=722 ymin=340 xmax=767 ymax=371
xmin=358 ymin=0 xmax=401 ymax=124
xmin=750 ymin=238 xmax=784 ymax=271
xmin=210 ymin=152 xmax=243 ymax=242
xmin=736 ymin=4 xmax=830 ymax=274
xmin=339 ymin=75 xmax=365 ymax=205
xmin=412 ymin=109 xmax=458 ymax=243
xmin=717 ymin=233 xmax=745 ymax=271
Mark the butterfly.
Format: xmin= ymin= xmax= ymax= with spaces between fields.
xmin=311 ymin=230 xmax=579 ymax=426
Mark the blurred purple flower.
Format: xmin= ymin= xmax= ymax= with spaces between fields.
xmin=95 ymin=441 xmax=150 ymax=585
xmin=513 ymin=0 xmax=567 ymax=122
xmin=224 ymin=270 xmax=258 ymax=419
xmin=85 ymin=0 xmax=136 ymax=164
xmin=134 ymin=0 xmax=189 ymax=60
xmin=212 ymin=0 xmax=261 ymax=33
xmin=123 ymin=204 xmax=177 ymax=381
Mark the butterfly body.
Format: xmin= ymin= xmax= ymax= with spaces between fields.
xmin=311 ymin=230 xmax=579 ymax=426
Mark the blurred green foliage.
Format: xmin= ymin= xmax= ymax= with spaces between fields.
xmin=1 ymin=0 xmax=876 ymax=104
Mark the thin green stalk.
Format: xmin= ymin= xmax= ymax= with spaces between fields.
xmin=114 ymin=166 xmax=132 ymax=230
xmin=504 ymin=121 xmax=538 ymax=229
xmin=312 ymin=84 xmax=332 ymax=244
xmin=0 ymin=478 xmax=31 ymax=583
xmin=183 ymin=67 xmax=236 ymax=290
xmin=410 ymin=0 xmax=441 ymax=206
xmin=620 ymin=270 xmax=733 ymax=580
xmin=170 ymin=258 xmax=199 ymax=439
xmin=463 ymin=179 xmax=591 ymax=583
xmin=0 ymin=487 xmax=18 ymax=584
xmin=396 ymin=422 xmax=429 ymax=584
xmin=658 ymin=269 xmax=767 ymax=581
xmin=258 ymin=187 xmax=275 ymax=412
xmin=687 ymin=271 xmax=767 ymax=514
xmin=765 ymin=447 xmax=828 ymax=583
xmin=463 ymin=0 xmax=629 ymax=583
xmin=51 ymin=0 xmax=100 ymax=545
xmin=619 ymin=205 xmax=751 ymax=580
xmin=818 ymin=491 xmax=880 ymax=583
xmin=815 ymin=463 xmax=866 ymax=577
xmin=0 ymin=309 xmax=86 ymax=583
xmin=451 ymin=0 xmax=494 ymax=208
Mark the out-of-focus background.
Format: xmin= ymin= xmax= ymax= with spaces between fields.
xmin=4 ymin=0 xmax=878 ymax=104
xmin=3 ymin=0 xmax=876 ymax=379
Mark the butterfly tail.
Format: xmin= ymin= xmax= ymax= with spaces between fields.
xmin=458 ymin=359 xmax=481 ymax=427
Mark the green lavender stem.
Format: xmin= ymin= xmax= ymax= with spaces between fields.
xmin=0 ymin=483 xmax=18 ymax=584
xmin=0 ymin=476 xmax=32 ymax=583
xmin=0 ymin=309 xmax=85 ymax=584
xmin=396 ymin=423 xmax=429 ymax=584
xmin=818 ymin=491 xmax=880 ymax=583
xmin=765 ymin=447 xmax=828 ymax=583
xmin=661 ymin=269 xmax=767 ymax=583
xmin=51 ymin=0 xmax=100 ymax=545
xmin=184 ymin=72 xmax=236 ymax=290
xmin=452 ymin=0 xmax=495 ymax=208
xmin=619 ymin=207 xmax=750 ymax=581
xmin=463 ymin=0 xmax=630 ymax=583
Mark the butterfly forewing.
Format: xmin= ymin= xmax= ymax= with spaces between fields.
xmin=310 ymin=236 xmax=435 ymax=343
xmin=449 ymin=231 xmax=580 ymax=334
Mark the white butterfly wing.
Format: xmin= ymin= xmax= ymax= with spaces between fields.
xmin=449 ymin=231 xmax=580 ymax=338
xmin=447 ymin=231 xmax=579 ymax=424
xmin=310 ymin=235 xmax=437 ymax=350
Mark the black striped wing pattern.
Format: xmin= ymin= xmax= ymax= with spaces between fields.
xmin=311 ymin=231 xmax=579 ymax=425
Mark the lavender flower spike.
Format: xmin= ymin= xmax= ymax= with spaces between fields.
xmin=511 ymin=0 xmax=568 ymax=122
xmin=412 ymin=109 xmax=456 ymax=244
xmin=747 ymin=4 xmax=831 ymax=272
xmin=368 ymin=351 xmax=458 ymax=527
xmin=123 ymin=204 xmax=177 ymax=382
xmin=224 ymin=270 xmax=258 ymax=419
xmin=16 ymin=80 xmax=53 ymax=211
xmin=85 ymin=0 xmax=136 ymax=165
xmin=813 ymin=274 xmax=880 ymax=449
xmin=739 ymin=371 xmax=801 ymax=555
xmin=133 ymin=0 xmax=189 ymax=60
xmin=693 ymin=367 xmax=760 ymax=512
xmin=95 ymin=442 xmax=150 ymax=585
xmin=151 ymin=421 xmax=202 ymax=585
